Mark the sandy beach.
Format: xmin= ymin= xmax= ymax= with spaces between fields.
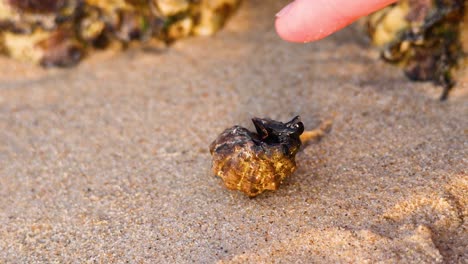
xmin=0 ymin=1 xmax=467 ymax=262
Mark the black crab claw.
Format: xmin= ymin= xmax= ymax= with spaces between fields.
xmin=285 ymin=116 xmax=304 ymax=135
xmin=252 ymin=117 xmax=269 ymax=139
xmin=251 ymin=116 xmax=304 ymax=144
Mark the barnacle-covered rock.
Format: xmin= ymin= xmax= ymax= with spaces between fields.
xmin=0 ymin=0 xmax=241 ymax=66
xmin=0 ymin=26 xmax=83 ymax=67
xmin=367 ymin=0 xmax=466 ymax=100
xmin=192 ymin=0 xmax=240 ymax=36
xmin=209 ymin=116 xmax=305 ymax=197
xmin=0 ymin=0 xmax=80 ymax=32
xmin=154 ymin=0 xmax=189 ymax=16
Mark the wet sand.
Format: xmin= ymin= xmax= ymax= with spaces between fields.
xmin=0 ymin=0 xmax=467 ymax=262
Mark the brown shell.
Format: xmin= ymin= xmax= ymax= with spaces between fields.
xmin=209 ymin=116 xmax=304 ymax=197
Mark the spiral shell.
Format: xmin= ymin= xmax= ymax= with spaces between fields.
xmin=209 ymin=116 xmax=304 ymax=197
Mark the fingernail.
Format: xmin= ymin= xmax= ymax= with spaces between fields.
xmin=276 ymin=1 xmax=294 ymax=18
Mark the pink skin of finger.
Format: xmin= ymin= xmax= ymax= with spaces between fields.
xmin=275 ymin=0 xmax=398 ymax=43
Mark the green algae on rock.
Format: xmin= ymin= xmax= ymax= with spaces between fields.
xmin=0 ymin=0 xmax=241 ymax=67
xmin=367 ymin=0 xmax=466 ymax=100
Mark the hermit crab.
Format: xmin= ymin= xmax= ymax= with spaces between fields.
xmin=209 ymin=116 xmax=331 ymax=197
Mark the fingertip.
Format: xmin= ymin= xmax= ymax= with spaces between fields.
xmin=275 ymin=0 xmax=349 ymax=43
xmin=275 ymin=0 xmax=398 ymax=43
xmin=275 ymin=15 xmax=344 ymax=43
xmin=275 ymin=17 xmax=302 ymax=43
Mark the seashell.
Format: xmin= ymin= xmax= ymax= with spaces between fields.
xmin=209 ymin=116 xmax=305 ymax=197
